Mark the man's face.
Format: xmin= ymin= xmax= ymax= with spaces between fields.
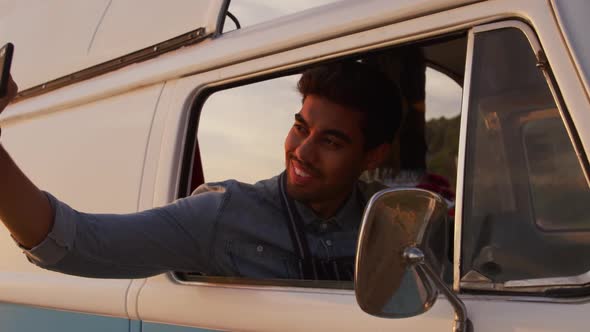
xmin=284 ymin=94 xmax=371 ymax=206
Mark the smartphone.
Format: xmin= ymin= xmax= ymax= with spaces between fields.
xmin=0 ymin=42 xmax=14 ymax=98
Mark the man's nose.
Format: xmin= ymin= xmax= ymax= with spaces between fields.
xmin=294 ymin=136 xmax=317 ymax=164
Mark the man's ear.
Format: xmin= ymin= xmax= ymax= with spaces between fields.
xmin=363 ymin=143 xmax=391 ymax=171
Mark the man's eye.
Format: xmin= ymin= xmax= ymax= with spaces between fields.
xmin=294 ymin=124 xmax=307 ymax=134
xmin=323 ymin=137 xmax=340 ymax=148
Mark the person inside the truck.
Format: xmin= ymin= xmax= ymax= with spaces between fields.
xmin=0 ymin=61 xmax=403 ymax=281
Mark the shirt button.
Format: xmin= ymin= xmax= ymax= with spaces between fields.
xmin=257 ymin=245 xmax=264 ymax=253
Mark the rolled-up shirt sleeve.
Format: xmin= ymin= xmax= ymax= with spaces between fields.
xmin=18 ymin=184 xmax=229 ymax=279
xmin=24 ymin=192 xmax=78 ymax=266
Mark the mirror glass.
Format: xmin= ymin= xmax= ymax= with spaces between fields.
xmin=355 ymin=189 xmax=448 ymax=317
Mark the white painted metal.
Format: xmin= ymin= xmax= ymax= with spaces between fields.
xmin=0 ymin=0 xmax=226 ymax=90
xmin=87 ymin=0 xmax=226 ymax=66
xmin=138 ymin=275 xmax=455 ymax=331
xmin=453 ymin=29 xmax=475 ymax=292
xmin=529 ymin=0 xmax=590 ymax=186
xmin=550 ymin=0 xmax=590 ymax=102
xmin=461 ymin=298 xmax=589 ymax=332
xmin=0 ymin=0 xmax=109 ymax=90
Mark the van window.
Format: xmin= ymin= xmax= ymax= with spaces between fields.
xmin=461 ymin=26 xmax=590 ymax=287
xmin=198 ymin=75 xmax=299 ymax=183
xmin=179 ymin=35 xmax=466 ymax=287
xmin=522 ymin=117 xmax=590 ymax=231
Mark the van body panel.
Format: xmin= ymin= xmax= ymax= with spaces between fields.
xmin=0 ymin=302 xmax=129 ymax=332
xmin=461 ymin=298 xmax=590 ymax=332
xmin=550 ymin=0 xmax=590 ymax=101
xmin=521 ymin=0 xmax=590 ymax=180
xmin=88 ymin=0 xmax=225 ymax=61
xmin=0 ymin=0 xmax=109 ymax=90
xmin=0 ymin=84 xmax=163 ymax=319
xmin=136 ymin=275 xmax=454 ymax=331
xmin=143 ymin=321 xmax=219 ymax=332
xmin=0 ymin=0 xmax=227 ymax=91
xmin=1 ymin=83 xmax=164 ymax=212
xmin=0 ymin=271 xmax=130 ymax=318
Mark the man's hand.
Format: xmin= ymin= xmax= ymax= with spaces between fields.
xmin=0 ymin=75 xmax=54 ymax=249
xmin=0 ymin=74 xmax=18 ymax=113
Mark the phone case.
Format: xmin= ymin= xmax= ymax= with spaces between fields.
xmin=0 ymin=42 xmax=14 ymax=98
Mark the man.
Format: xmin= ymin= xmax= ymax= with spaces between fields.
xmin=0 ymin=61 xmax=402 ymax=280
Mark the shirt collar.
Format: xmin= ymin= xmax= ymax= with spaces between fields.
xmin=293 ymin=185 xmax=363 ymax=233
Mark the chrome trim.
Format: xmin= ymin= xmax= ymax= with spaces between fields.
xmin=453 ymin=28 xmax=474 ymax=293
xmin=462 ymin=280 xmax=589 ymax=294
xmin=461 ymin=20 xmax=590 ymax=293
xmin=505 ymin=270 xmax=590 ymax=288
xmin=458 ymin=292 xmax=590 ymax=305
xmin=354 ymin=187 xmax=446 ymax=284
xmin=169 ymin=273 xmax=354 ymax=295
xmin=14 ymin=27 xmax=209 ymax=102
xmin=421 ymin=262 xmax=468 ymax=332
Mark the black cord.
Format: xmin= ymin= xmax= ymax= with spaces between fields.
xmin=226 ymin=11 xmax=241 ymax=29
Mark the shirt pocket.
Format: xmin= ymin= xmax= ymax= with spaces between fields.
xmin=226 ymin=240 xmax=300 ymax=279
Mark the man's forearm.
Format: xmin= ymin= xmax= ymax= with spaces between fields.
xmin=0 ymin=144 xmax=54 ymax=249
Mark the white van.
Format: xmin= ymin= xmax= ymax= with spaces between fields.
xmin=1 ymin=0 xmax=589 ymax=331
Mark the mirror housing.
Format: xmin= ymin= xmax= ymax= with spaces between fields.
xmin=355 ymin=188 xmax=470 ymax=332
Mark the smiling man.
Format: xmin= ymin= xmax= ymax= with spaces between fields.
xmin=0 ymin=62 xmax=402 ymax=280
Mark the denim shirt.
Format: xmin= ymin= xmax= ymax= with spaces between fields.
xmin=22 ymin=175 xmax=367 ymax=280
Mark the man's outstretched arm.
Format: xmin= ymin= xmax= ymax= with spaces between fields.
xmin=0 ymin=75 xmax=54 ymax=249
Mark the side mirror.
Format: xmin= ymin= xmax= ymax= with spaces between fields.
xmin=355 ymin=189 xmax=470 ymax=332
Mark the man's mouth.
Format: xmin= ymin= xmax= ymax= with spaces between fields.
xmin=289 ymin=158 xmax=317 ymax=185
xmin=293 ymin=165 xmax=311 ymax=178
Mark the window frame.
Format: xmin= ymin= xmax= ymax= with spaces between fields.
xmin=171 ymin=32 xmax=469 ymax=291
xmin=457 ymin=20 xmax=590 ymax=297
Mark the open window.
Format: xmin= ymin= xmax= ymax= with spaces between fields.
xmin=175 ymin=32 xmax=467 ymax=288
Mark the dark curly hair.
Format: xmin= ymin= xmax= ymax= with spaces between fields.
xmin=297 ymin=61 xmax=402 ymax=150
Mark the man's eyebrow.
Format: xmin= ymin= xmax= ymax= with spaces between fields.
xmin=295 ymin=113 xmax=352 ymax=143
xmin=294 ymin=113 xmax=307 ymax=125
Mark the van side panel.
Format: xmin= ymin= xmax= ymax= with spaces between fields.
xmin=143 ymin=322 xmax=219 ymax=332
xmin=1 ymin=83 xmax=164 ymax=213
xmin=0 ymin=83 xmax=164 ymax=319
xmin=0 ymin=302 xmax=129 ymax=332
